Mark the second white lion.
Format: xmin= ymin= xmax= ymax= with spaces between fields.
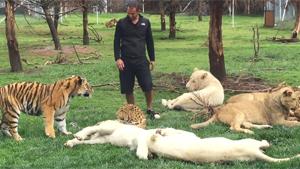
xmin=161 ymin=68 xmax=224 ymax=112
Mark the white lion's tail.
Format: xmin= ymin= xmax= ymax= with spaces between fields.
xmin=257 ymin=153 xmax=300 ymax=163
xmin=190 ymin=114 xmax=217 ymax=129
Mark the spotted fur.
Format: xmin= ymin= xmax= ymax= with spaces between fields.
xmin=116 ymin=104 xmax=147 ymax=129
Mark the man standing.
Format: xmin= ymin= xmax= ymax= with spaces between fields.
xmin=114 ymin=1 xmax=160 ymax=119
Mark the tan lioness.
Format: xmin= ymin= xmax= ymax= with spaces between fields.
xmin=191 ymin=87 xmax=300 ymax=134
xmin=226 ymin=83 xmax=288 ymax=103
xmin=227 ymin=88 xmax=300 ymax=120
xmin=292 ymin=91 xmax=300 ymax=119
xmin=226 ymin=92 xmax=267 ymax=103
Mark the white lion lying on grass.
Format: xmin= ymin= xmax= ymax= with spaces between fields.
xmin=161 ymin=68 xmax=224 ymax=112
xmin=64 ymin=120 xmax=196 ymax=159
xmin=64 ymin=120 xmax=300 ymax=163
xmin=137 ymin=132 xmax=300 ymax=163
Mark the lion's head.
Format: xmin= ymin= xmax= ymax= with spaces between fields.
xmin=292 ymin=91 xmax=300 ymax=118
xmin=63 ymin=76 xmax=93 ymax=97
xmin=279 ymin=88 xmax=298 ymax=112
xmin=186 ymin=68 xmax=219 ymax=91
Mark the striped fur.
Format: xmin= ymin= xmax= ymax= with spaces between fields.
xmin=0 ymin=76 xmax=93 ymax=141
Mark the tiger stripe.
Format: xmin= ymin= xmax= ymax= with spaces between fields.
xmin=0 ymin=76 xmax=93 ymax=141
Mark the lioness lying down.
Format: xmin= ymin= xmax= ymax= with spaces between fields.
xmin=137 ymin=133 xmax=300 ymax=163
xmin=161 ymin=68 xmax=224 ymax=112
xmin=226 ymin=83 xmax=289 ymax=103
xmin=227 ymin=88 xmax=300 ymax=121
xmin=191 ymin=87 xmax=300 ymax=134
xmin=64 ymin=120 xmax=197 ymax=160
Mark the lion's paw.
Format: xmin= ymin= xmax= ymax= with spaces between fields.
xmin=161 ymin=99 xmax=167 ymax=107
xmin=64 ymin=141 xmax=74 ymax=148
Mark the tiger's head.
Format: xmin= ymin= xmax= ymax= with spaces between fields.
xmin=64 ymin=76 xmax=93 ymax=98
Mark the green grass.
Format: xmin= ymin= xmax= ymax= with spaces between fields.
xmin=0 ymin=13 xmax=300 ymax=168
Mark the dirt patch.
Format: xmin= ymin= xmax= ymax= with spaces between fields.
xmin=153 ymin=72 xmax=273 ymax=93
xmin=153 ymin=72 xmax=188 ymax=93
xmin=0 ymin=67 xmax=43 ymax=75
xmin=29 ymin=45 xmax=98 ymax=58
xmin=222 ymin=75 xmax=272 ymax=93
xmin=269 ymin=37 xmax=299 ymax=43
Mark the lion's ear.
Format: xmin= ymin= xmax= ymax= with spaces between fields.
xmin=193 ymin=67 xmax=199 ymax=72
xmin=201 ymin=72 xmax=208 ymax=80
xmin=77 ymin=76 xmax=83 ymax=85
xmin=283 ymin=89 xmax=293 ymax=96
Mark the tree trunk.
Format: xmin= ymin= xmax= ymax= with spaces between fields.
xmin=244 ymin=0 xmax=251 ymax=14
xmin=197 ymin=0 xmax=202 ymax=21
xmin=159 ymin=0 xmax=166 ymax=31
xmin=5 ymin=0 xmax=22 ymax=72
xmin=169 ymin=0 xmax=176 ymax=39
xmin=208 ymin=0 xmax=226 ymax=81
xmin=41 ymin=1 xmax=61 ymax=50
xmin=292 ymin=1 xmax=300 ymax=38
xmin=54 ymin=1 xmax=60 ymax=31
xmin=82 ymin=0 xmax=89 ymax=45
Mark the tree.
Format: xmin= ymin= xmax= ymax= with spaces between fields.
xmin=292 ymin=0 xmax=300 ymax=38
xmin=197 ymin=0 xmax=203 ymax=21
xmin=82 ymin=0 xmax=89 ymax=45
xmin=208 ymin=0 xmax=226 ymax=81
xmin=5 ymin=0 xmax=23 ymax=72
xmin=169 ymin=0 xmax=177 ymax=39
xmin=40 ymin=0 xmax=62 ymax=50
xmin=53 ymin=1 xmax=60 ymax=31
xmin=159 ymin=0 xmax=166 ymax=31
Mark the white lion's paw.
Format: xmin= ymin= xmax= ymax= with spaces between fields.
xmin=161 ymin=99 xmax=167 ymax=107
xmin=64 ymin=140 xmax=74 ymax=148
xmin=261 ymin=140 xmax=270 ymax=147
xmin=73 ymin=133 xmax=86 ymax=141
xmin=137 ymin=153 xmax=148 ymax=160
xmin=62 ymin=131 xmax=72 ymax=135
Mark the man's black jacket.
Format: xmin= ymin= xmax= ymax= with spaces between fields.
xmin=114 ymin=15 xmax=155 ymax=64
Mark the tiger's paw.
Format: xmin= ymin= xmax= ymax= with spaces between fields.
xmin=13 ymin=134 xmax=23 ymax=141
xmin=45 ymin=128 xmax=56 ymax=138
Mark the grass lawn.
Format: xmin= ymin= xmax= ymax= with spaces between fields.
xmin=0 ymin=13 xmax=300 ymax=169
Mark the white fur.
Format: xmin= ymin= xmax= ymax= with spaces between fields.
xmin=161 ymin=68 xmax=224 ymax=112
xmin=64 ymin=120 xmax=300 ymax=163
xmin=55 ymin=105 xmax=71 ymax=135
xmin=64 ymin=120 xmax=197 ymax=160
xmin=137 ymin=134 xmax=300 ymax=163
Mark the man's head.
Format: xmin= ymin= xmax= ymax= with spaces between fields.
xmin=127 ymin=1 xmax=141 ymax=21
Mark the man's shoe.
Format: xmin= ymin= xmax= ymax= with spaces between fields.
xmin=146 ymin=109 xmax=160 ymax=119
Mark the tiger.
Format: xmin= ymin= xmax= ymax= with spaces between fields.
xmin=0 ymin=75 xmax=93 ymax=141
xmin=116 ymin=104 xmax=147 ymax=129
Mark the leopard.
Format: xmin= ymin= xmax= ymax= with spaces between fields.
xmin=116 ymin=104 xmax=147 ymax=129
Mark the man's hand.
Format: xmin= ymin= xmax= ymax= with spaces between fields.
xmin=116 ymin=58 xmax=125 ymax=71
xmin=149 ymin=61 xmax=155 ymax=71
